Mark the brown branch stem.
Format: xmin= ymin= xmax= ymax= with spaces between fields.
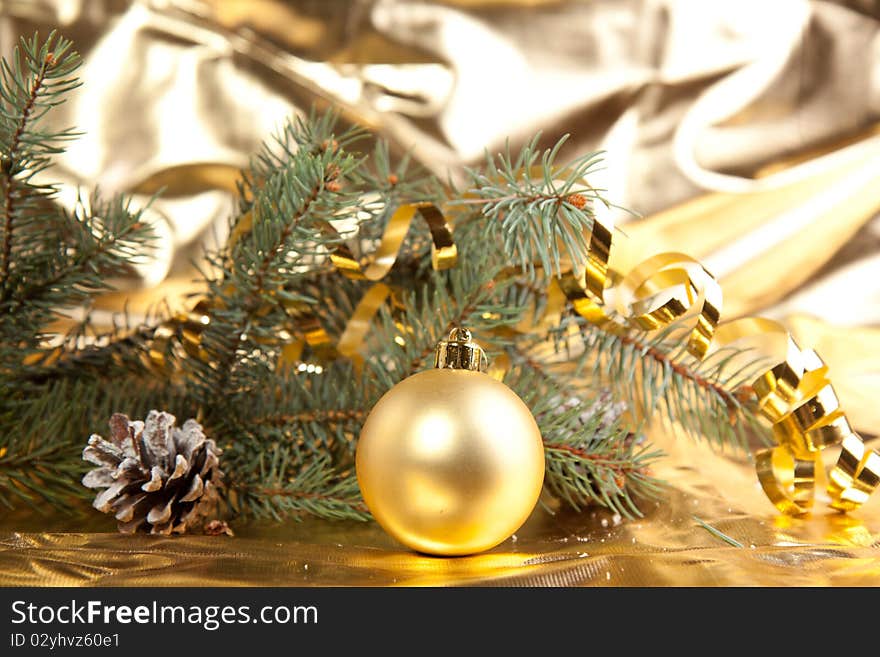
xmin=253 ymin=408 xmax=367 ymax=426
xmin=1 ymin=56 xmax=50 ymax=283
xmin=542 ymin=441 xmax=638 ymax=470
xmin=455 ymin=188 xmax=596 ymax=207
xmin=237 ymin=484 xmax=368 ymax=512
xmin=614 ymin=330 xmax=741 ymax=415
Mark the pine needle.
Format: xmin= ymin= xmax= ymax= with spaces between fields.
xmin=692 ymin=515 xmax=744 ymax=548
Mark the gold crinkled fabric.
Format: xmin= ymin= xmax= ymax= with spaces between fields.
xmin=2 ymin=0 xmax=880 ymax=585
xmin=2 ymin=431 xmax=879 ymax=586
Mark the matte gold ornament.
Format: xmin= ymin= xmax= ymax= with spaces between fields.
xmin=356 ymin=328 xmax=545 ymax=556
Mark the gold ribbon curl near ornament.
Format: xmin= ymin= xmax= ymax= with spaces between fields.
xmin=273 ymin=201 xmax=456 ymax=365
xmin=330 ymin=202 xmax=457 ymax=363
xmin=330 ymin=202 xmax=458 ymax=279
xmin=555 ymin=211 xmax=879 ymax=516
xmin=143 ymin=201 xmax=456 ymax=373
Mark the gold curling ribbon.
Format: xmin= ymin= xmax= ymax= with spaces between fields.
xmin=336 ymin=283 xmax=393 ymax=361
xmin=330 ymin=202 xmax=457 ymax=280
xmin=146 ymin=202 xmax=455 ymax=371
xmin=268 ymin=201 xmax=454 ymax=366
xmin=290 ymin=202 xmax=457 ymax=364
xmin=556 ymin=211 xmax=879 ymax=515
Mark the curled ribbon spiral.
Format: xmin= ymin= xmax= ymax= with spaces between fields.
xmin=556 ymin=213 xmax=879 ymax=515
xmin=330 ymin=202 xmax=457 ymax=362
xmin=276 ymin=201 xmax=457 ymax=363
xmin=146 ymin=201 xmax=456 ymax=370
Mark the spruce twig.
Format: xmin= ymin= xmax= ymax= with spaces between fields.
xmin=562 ymin=317 xmax=771 ymax=450
xmin=457 ymin=134 xmax=609 ymax=279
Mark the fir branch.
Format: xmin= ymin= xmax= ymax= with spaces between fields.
xmin=1 ymin=40 xmax=49 ymax=281
xmin=457 ymin=134 xmax=611 ymax=279
xmin=543 ymin=434 xmax=663 ymax=518
xmin=235 ymin=107 xmax=365 ymax=221
xmin=0 ymin=376 xmax=180 ymax=510
xmin=504 ymin=351 xmax=664 ymax=517
xmin=229 ymin=453 xmax=369 ymax=521
xmin=0 ymin=32 xmax=153 ymax=376
xmin=7 ymin=193 xmax=154 ymax=309
xmin=566 ymin=317 xmax=772 ymax=450
xmin=0 ymin=31 xmax=81 ymax=287
xmin=0 ymin=64 xmax=43 ymax=281
xmin=189 ymin=132 xmax=362 ymax=403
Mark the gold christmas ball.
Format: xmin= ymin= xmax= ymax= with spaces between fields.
xmin=356 ymin=330 xmax=545 ymax=556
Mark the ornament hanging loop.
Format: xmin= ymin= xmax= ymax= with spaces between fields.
xmin=434 ymin=327 xmax=487 ymax=372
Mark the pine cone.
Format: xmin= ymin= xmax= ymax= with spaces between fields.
xmin=82 ymin=411 xmax=223 ymax=535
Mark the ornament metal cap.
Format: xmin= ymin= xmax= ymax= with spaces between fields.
xmin=434 ymin=327 xmax=487 ymax=372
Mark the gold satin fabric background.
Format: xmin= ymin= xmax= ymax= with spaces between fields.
xmin=1 ymin=0 xmax=879 ymax=585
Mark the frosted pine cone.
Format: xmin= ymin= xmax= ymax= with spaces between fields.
xmin=82 ymin=411 xmax=223 ymax=535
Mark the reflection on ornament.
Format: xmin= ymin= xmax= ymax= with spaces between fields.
xmin=356 ymin=328 xmax=545 ymax=556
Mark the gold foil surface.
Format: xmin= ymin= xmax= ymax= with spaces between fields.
xmin=2 ymin=0 xmax=880 ymax=584
xmin=2 ymin=430 xmax=879 ymax=586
